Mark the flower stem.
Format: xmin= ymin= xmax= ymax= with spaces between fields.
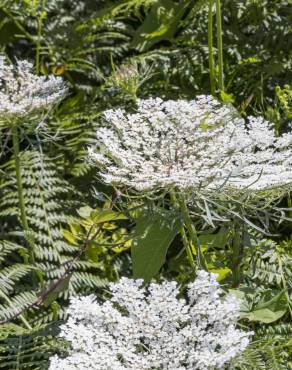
xmin=177 ymin=194 xmax=208 ymax=270
xmin=170 ymin=191 xmax=195 ymax=268
xmin=35 ymin=0 xmax=46 ymax=75
xmin=215 ymin=0 xmax=224 ymax=92
xmin=208 ymin=0 xmax=215 ymax=95
xmin=231 ymin=223 xmax=242 ymax=287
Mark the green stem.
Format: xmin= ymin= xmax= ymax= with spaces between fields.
xmin=12 ymin=126 xmax=35 ymax=265
xmin=35 ymin=0 xmax=46 ymax=75
xmin=170 ymin=191 xmax=195 ymax=268
xmin=181 ymin=224 xmax=196 ymax=268
xmin=287 ymin=195 xmax=292 ymax=237
xmin=231 ymin=224 xmax=242 ymax=287
xmin=208 ymin=0 xmax=215 ymax=95
xmin=2 ymin=8 xmax=34 ymax=42
xmin=0 ymin=289 xmax=32 ymax=330
xmin=215 ymin=0 xmax=224 ymax=91
xmin=12 ymin=126 xmax=29 ymax=232
xmin=178 ymin=194 xmax=208 ymax=270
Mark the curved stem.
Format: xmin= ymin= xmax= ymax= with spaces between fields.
xmin=215 ymin=0 xmax=224 ymax=91
xmin=208 ymin=0 xmax=215 ymax=95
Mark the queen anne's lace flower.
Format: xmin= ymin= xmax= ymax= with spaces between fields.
xmin=89 ymin=96 xmax=292 ymax=191
xmin=49 ymin=271 xmax=252 ymax=370
xmin=0 ymin=58 xmax=67 ymax=121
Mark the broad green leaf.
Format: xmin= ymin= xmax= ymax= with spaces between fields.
xmin=91 ymin=209 xmax=128 ymax=223
xmin=77 ymin=205 xmax=94 ymax=218
xmin=69 ymin=222 xmax=82 ymax=236
xmin=241 ymin=308 xmax=286 ymax=324
xmin=63 ymin=229 xmax=78 ymax=245
xmin=132 ymin=211 xmax=181 ymax=282
xmin=199 ymin=227 xmax=230 ymax=248
xmin=231 ymin=288 xmax=288 ymax=323
xmin=131 ymin=0 xmax=186 ymax=52
xmin=255 ymin=290 xmax=285 ymax=311
xmin=78 ymin=206 xmax=127 ymax=224
xmin=220 ymin=91 xmax=235 ymax=103
xmin=113 ymin=239 xmax=132 ymax=253
xmin=210 ymin=268 xmax=232 ymax=281
xmin=86 ymin=243 xmax=105 ymax=263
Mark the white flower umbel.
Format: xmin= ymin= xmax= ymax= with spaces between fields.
xmin=49 ymin=271 xmax=252 ymax=370
xmin=0 ymin=58 xmax=67 ymax=121
xmin=89 ymin=96 xmax=292 ymax=191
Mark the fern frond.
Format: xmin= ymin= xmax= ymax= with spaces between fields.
xmin=0 ymin=323 xmax=63 ymax=370
xmin=0 ymin=150 xmax=110 ymax=323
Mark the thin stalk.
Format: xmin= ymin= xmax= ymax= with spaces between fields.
xmin=170 ymin=191 xmax=195 ymax=268
xmin=178 ymin=194 xmax=208 ymax=270
xmin=0 ymin=289 xmax=32 ymax=330
xmin=2 ymin=8 xmax=34 ymax=42
xmin=12 ymin=126 xmax=35 ymax=265
xmin=287 ymin=195 xmax=292 ymax=236
xmin=12 ymin=126 xmax=29 ymax=232
xmin=215 ymin=0 xmax=224 ymax=91
xmin=181 ymin=225 xmax=196 ymax=268
xmin=208 ymin=0 xmax=215 ymax=95
xmin=231 ymin=224 xmax=242 ymax=287
xmin=35 ymin=0 xmax=46 ymax=75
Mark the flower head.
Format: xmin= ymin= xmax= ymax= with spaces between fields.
xmin=0 ymin=58 xmax=67 ymax=121
xmin=49 ymin=272 xmax=252 ymax=370
xmin=89 ymin=96 xmax=292 ymax=192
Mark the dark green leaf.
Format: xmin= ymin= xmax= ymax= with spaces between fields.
xmin=131 ymin=210 xmax=181 ymax=281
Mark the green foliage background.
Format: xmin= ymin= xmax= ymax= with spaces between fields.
xmin=0 ymin=0 xmax=291 ymax=368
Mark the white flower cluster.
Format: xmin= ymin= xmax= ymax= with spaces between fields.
xmin=0 ymin=58 xmax=67 ymax=121
xmin=49 ymin=271 xmax=252 ymax=370
xmin=89 ymin=96 xmax=292 ymax=191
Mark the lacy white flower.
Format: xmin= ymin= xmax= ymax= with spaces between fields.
xmin=49 ymin=271 xmax=252 ymax=370
xmin=89 ymin=96 xmax=292 ymax=191
xmin=0 ymin=58 xmax=67 ymax=121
